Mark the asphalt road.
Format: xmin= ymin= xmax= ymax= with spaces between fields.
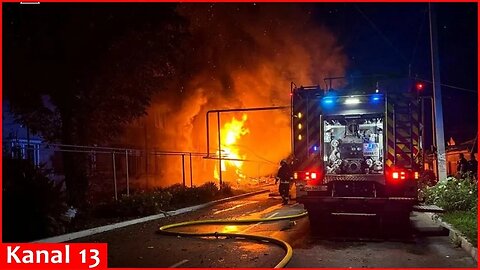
xmin=71 ymin=192 xmax=477 ymax=268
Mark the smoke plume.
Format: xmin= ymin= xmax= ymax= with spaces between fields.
xmin=138 ymin=4 xmax=347 ymax=186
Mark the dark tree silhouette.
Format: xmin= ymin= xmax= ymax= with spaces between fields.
xmin=4 ymin=3 xmax=187 ymax=207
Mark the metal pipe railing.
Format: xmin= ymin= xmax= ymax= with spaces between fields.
xmin=205 ymin=106 xmax=290 ymax=186
xmin=205 ymin=106 xmax=290 ymax=158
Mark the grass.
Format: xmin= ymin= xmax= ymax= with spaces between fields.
xmin=441 ymin=210 xmax=477 ymax=247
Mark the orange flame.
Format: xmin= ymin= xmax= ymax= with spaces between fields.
xmin=214 ymin=114 xmax=250 ymax=182
xmin=122 ymin=4 xmax=347 ymax=188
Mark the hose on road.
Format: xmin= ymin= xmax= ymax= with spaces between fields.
xmin=157 ymin=211 xmax=308 ymax=268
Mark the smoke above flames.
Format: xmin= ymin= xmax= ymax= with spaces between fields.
xmin=138 ymin=4 xmax=348 ymax=187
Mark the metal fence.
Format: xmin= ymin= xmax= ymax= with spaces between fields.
xmin=3 ymin=140 xmax=273 ymax=204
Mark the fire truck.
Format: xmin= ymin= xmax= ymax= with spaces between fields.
xmin=291 ymin=78 xmax=422 ymax=225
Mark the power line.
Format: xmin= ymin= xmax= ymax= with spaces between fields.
xmin=416 ymin=77 xmax=477 ymax=93
xmin=410 ymin=7 xmax=428 ymax=69
xmin=440 ymin=83 xmax=477 ymax=93
xmin=353 ymin=4 xmax=408 ymax=64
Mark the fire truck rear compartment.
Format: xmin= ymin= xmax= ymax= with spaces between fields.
xmin=324 ymin=116 xmax=384 ymax=176
xmin=299 ymin=179 xmax=417 ymax=216
xmin=292 ymin=83 xmax=421 ymax=222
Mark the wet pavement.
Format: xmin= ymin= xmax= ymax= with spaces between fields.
xmin=71 ymin=192 xmax=477 ymax=268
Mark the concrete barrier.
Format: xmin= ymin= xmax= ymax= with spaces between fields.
xmin=426 ymin=212 xmax=477 ymax=262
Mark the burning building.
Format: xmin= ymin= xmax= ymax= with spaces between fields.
xmin=121 ymin=3 xmax=348 ymax=187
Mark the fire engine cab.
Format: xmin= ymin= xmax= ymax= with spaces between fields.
xmin=291 ymin=78 xmax=421 ymax=225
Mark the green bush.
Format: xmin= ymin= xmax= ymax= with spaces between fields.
xmin=94 ymin=181 xmax=234 ymax=218
xmin=418 ymin=170 xmax=437 ymax=190
xmin=166 ymin=183 xmax=193 ymax=206
xmin=95 ymin=189 xmax=173 ymax=218
xmin=168 ymin=182 xmax=221 ymax=206
xmin=423 ymin=177 xmax=477 ymax=212
xmin=3 ymin=158 xmax=68 ymax=242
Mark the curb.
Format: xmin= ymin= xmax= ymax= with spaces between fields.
xmin=426 ymin=212 xmax=478 ymax=262
xmin=34 ymin=188 xmax=270 ymax=243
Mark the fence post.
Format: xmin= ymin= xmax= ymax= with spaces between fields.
xmin=112 ymin=152 xmax=118 ymax=201
xmin=181 ymin=154 xmax=186 ymax=187
xmin=125 ymin=149 xmax=129 ymax=197
xmin=189 ymin=152 xmax=193 ymax=187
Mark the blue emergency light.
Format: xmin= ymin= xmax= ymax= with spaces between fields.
xmin=370 ymin=93 xmax=383 ymax=104
xmin=321 ymin=93 xmax=337 ymax=108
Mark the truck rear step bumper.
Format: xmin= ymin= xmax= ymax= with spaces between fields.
xmin=299 ymin=196 xmax=416 ymax=203
xmin=298 ymin=196 xmax=417 ymax=213
xmin=331 ymin=212 xmax=377 ymax=216
xmin=412 ymin=204 xmax=444 ymax=213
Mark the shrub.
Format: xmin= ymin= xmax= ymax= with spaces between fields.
xmin=167 ymin=182 xmax=221 ymax=206
xmin=423 ymin=177 xmax=477 ymax=212
xmin=166 ymin=184 xmax=191 ymax=205
xmin=198 ymin=181 xmax=220 ymax=200
xmin=94 ymin=189 xmax=173 ymax=218
xmin=3 ymin=158 xmax=68 ymax=242
xmin=94 ymin=182 xmax=230 ymax=218
xmin=418 ymin=170 xmax=437 ymax=190
xmin=220 ymin=182 xmax=233 ymax=196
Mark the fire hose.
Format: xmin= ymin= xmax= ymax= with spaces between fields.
xmin=157 ymin=211 xmax=308 ymax=268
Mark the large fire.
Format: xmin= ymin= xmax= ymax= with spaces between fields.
xmin=122 ymin=4 xmax=347 ymax=187
xmin=214 ymin=114 xmax=250 ymax=182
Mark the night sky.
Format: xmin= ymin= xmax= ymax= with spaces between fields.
xmin=313 ymin=3 xmax=477 ymax=143
xmin=3 ymin=3 xmax=478 ymax=144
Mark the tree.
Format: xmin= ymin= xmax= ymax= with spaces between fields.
xmin=4 ymin=4 xmax=187 ymax=207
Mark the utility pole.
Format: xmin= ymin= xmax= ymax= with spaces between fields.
xmin=429 ymin=3 xmax=447 ymax=182
xmin=217 ymin=112 xmax=222 ymax=186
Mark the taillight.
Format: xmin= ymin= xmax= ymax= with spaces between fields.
xmin=293 ymin=170 xmax=322 ymax=183
xmin=390 ymin=168 xmax=413 ymax=181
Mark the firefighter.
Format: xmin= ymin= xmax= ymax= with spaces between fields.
xmin=276 ymin=159 xmax=293 ymax=205
xmin=456 ymin=153 xmax=469 ymax=177
xmin=467 ymin=153 xmax=477 ymax=179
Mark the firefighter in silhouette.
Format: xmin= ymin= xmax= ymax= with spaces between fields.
xmin=467 ymin=153 xmax=477 ymax=179
xmin=276 ymin=159 xmax=293 ymax=205
xmin=457 ymin=153 xmax=469 ymax=177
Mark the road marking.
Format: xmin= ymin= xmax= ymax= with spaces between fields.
xmin=213 ymin=201 xmax=257 ymax=215
xmin=169 ymin=259 xmax=189 ymax=268
xmin=241 ymin=212 xmax=278 ymax=233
